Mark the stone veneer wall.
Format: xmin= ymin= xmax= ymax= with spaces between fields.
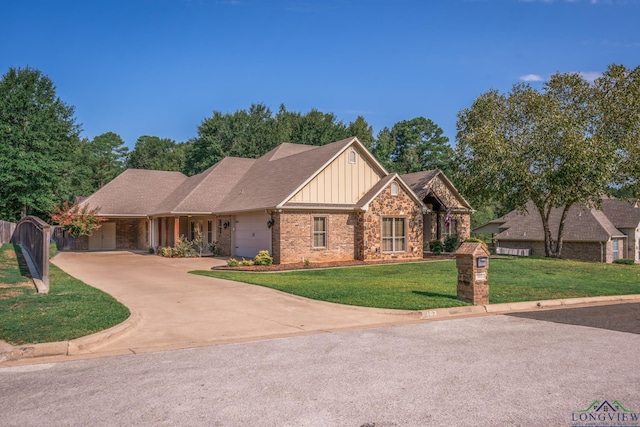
xmin=276 ymin=211 xmax=358 ymax=264
xmin=359 ymin=184 xmax=423 ymax=261
xmin=114 ymin=218 xmax=146 ymax=250
xmin=422 ymin=174 xmax=471 ymax=243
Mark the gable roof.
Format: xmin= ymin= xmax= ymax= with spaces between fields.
xmin=80 ymin=169 xmax=187 ymax=216
xmin=152 ymin=157 xmax=255 ymax=215
xmin=492 ymin=201 xmax=627 ymax=242
xmin=356 ymin=174 xmax=425 ymax=211
xmin=600 ymin=198 xmax=640 ymax=229
xmin=401 ymin=170 xmax=473 ymax=211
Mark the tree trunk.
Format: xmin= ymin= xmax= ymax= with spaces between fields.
xmin=538 ymin=206 xmax=554 ymax=258
xmin=553 ymin=205 xmax=572 ymax=258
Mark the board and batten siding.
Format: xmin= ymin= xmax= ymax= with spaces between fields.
xmin=290 ymin=147 xmax=383 ymax=204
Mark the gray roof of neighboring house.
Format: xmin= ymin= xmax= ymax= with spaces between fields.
xmin=400 ymin=170 xmax=473 ymax=210
xmin=80 ymin=169 xmax=187 ymax=216
xmin=493 ymin=201 xmax=628 ymax=242
xmin=600 ymin=198 xmax=640 ymax=229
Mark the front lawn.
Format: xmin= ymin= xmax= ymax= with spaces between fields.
xmin=191 ymin=257 xmax=640 ymax=310
xmin=0 ymin=244 xmax=130 ymax=345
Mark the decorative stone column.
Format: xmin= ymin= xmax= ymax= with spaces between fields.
xmin=455 ymin=242 xmax=490 ymax=305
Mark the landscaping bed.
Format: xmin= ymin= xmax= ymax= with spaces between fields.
xmin=213 ymin=253 xmax=455 ymax=272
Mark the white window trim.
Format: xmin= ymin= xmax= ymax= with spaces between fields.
xmin=313 ymin=216 xmax=327 ymax=249
xmin=382 ymin=217 xmax=406 ymax=253
xmin=348 ymin=150 xmax=357 ymax=164
xmin=390 ymin=182 xmax=399 ymax=196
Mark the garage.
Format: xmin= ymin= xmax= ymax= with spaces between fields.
xmin=88 ymin=222 xmax=116 ymax=250
xmin=234 ymin=213 xmax=271 ymax=258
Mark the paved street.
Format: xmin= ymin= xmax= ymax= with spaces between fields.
xmin=2 ymin=304 xmax=639 ymax=426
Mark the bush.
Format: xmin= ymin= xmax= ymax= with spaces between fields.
xmin=444 ymin=235 xmax=459 ymax=253
xmin=240 ymin=258 xmax=254 ymax=266
xmin=209 ymin=241 xmax=219 ymax=256
xmin=172 ymin=235 xmax=197 ymax=258
xmin=158 ymin=246 xmax=173 ymax=257
xmin=227 ymin=258 xmax=239 ymax=267
xmin=429 ymin=240 xmax=444 ymax=255
xmin=254 ymin=250 xmax=273 ymax=266
xmin=613 ymin=258 xmax=635 ymax=265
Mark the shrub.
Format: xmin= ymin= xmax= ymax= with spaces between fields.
xmin=254 ymin=250 xmax=273 ymax=266
xmin=158 ymin=246 xmax=173 ymax=257
xmin=429 ymin=240 xmax=444 ymax=255
xmin=240 ymin=258 xmax=254 ymax=266
xmin=209 ymin=241 xmax=219 ymax=256
xmin=613 ymin=258 xmax=635 ymax=265
xmin=173 ymin=235 xmax=197 ymax=258
xmin=444 ymin=235 xmax=459 ymax=253
xmin=227 ymin=258 xmax=239 ymax=267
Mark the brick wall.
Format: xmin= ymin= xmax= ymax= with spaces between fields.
xmin=276 ymin=211 xmax=358 ymax=264
xmin=360 ymin=184 xmax=423 ymax=261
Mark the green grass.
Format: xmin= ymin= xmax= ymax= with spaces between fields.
xmin=191 ymin=257 xmax=640 ymax=310
xmin=0 ymin=244 xmax=130 ymax=345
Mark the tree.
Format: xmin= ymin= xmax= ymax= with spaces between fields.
xmin=370 ymin=117 xmax=454 ymax=175
xmin=455 ymin=69 xmax=625 ymax=258
xmin=346 ymin=116 xmax=374 ymax=148
xmin=51 ymin=200 xmax=106 ymax=237
xmin=0 ymin=66 xmax=79 ymax=221
xmin=127 ymin=135 xmax=187 ymax=171
xmin=85 ymin=132 xmax=128 ymax=188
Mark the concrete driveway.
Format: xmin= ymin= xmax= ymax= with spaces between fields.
xmin=52 ymin=251 xmax=418 ymax=356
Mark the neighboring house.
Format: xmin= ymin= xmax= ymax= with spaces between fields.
xmin=79 ymin=137 xmax=472 ymax=264
xmin=473 ymin=199 xmax=640 ymax=263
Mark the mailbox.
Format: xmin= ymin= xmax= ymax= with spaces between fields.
xmin=476 ymin=256 xmax=488 ymax=268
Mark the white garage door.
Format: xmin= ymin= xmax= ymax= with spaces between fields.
xmin=88 ymin=222 xmax=116 ymax=250
xmin=235 ymin=213 xmax=271 ymax=259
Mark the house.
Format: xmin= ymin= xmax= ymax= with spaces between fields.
xmin=78 ymin=137 xmax=472 ymax=264
xmin=473 ymin=199 xmax=640 ymax=263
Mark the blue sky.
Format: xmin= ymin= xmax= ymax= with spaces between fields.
xmin=2 ymin=0 xmax=638 ymax=148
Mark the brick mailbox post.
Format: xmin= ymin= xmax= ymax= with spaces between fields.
xmin=455 ymin=242 xmax=489 ymax=305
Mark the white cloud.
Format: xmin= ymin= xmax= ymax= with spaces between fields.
xmin=579 ymin=71 xmax=602 ymax=82
xmin=520 ymin=74 xmax=544 ymax=82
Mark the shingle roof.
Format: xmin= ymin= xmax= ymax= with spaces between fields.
xmin=152 ymin=157 xmax=255 ymax=214
xmin=80 ymin=169 xmax=187 ymax=216
xmin=495 ymin=201 xmax=627 ymax=242
xmin=600 ymin=198 xmax=640 ymax=229
xmin=400 ymin=170 xmax=473 ymax=210
xmin=215 ymin=138 xmax=358 ymax=213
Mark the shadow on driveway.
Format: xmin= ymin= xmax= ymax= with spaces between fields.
xmin=507 ymin=302 xmax=640 ymax=335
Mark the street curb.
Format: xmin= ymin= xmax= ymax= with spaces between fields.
xmin=2 ymin=294 xmax=639 ymax=364
xmin=0 ymin=307 xmax=140 ymax=363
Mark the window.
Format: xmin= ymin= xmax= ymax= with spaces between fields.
xmin=313 ymin=217 xmax=327 ymax=248
xmin=218 ymin=219 xmax=223 ymax=235
xmin=207 ymin=220 xmax=213 ymax=243
xmin=190 ymin=220 xmax=196 ymax=240
xmin=348 ymin=150 xmax=357 ymax=164
xmin=382 ymin=218 xmax=406 ymax=252
xmin=390 ymin=182 xmax=399 ymax=196
xmin=445 ymin=218 xmax=458 ymax=238
xmin=145 ymin=221 xmax=149 ymax=244
xmin=612 ymin=239 xmax=620 ymax=260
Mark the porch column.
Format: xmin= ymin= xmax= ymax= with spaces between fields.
xmin=174 ymin=217 xmax=180 ymax=245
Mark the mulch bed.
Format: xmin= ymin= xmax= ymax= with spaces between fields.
xmin=212 ymin=253 xmax=455 ymax=272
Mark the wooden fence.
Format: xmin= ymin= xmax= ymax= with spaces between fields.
xmin=11 ymin=216 xmax=50 ymax=292
xmin=0 ymin=220 xmax=16 ymax=244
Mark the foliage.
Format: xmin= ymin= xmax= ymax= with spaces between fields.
xmin=0 ymin=244 xmax=130 ymax=345
xmin=226 ymin=258 xmax=239 ymax=267
xmin=84 ymin=132 xmax=128 ymax=189
xmin=183 ymin=103 xmax=374 ymax=175
xmin=51 ymin=200 xmax=107 ymax=238
xmin=240 ymin=258 xmax=254 ymax=266
xmin=209 ymin=241 xmax=219 ymax=256
xmin=127 ymin=135 xmax=187 ymax=171
xmin=0 ymin=66 xmax=80 ymax=221
xmin=371 ymin=117 xmax=454 ymax=175
xmin=455 ymin=65 xmax=639 ymax=259
xmin=443 ymin=235 xmax=460 ymax=253
xmin=157 ymin=235 xmax=198 ymax=258
xmin=191 ymin=225 xmax=205 ymax=257
xmin=613 ymin=258 xmax=635 ymax=265
xmin=429 ymin=240 xmax=444 ymax=255
xmin=193 ymin=257 xmax=640 ymax=310
xmin=253 ymin=250 xmax=273 ymax=266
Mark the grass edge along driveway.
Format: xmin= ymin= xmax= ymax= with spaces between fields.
xmin=191 ymin=257 xmax=640 ymax=311
xmin=0 ymin=244 xmax=130 ymax=345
